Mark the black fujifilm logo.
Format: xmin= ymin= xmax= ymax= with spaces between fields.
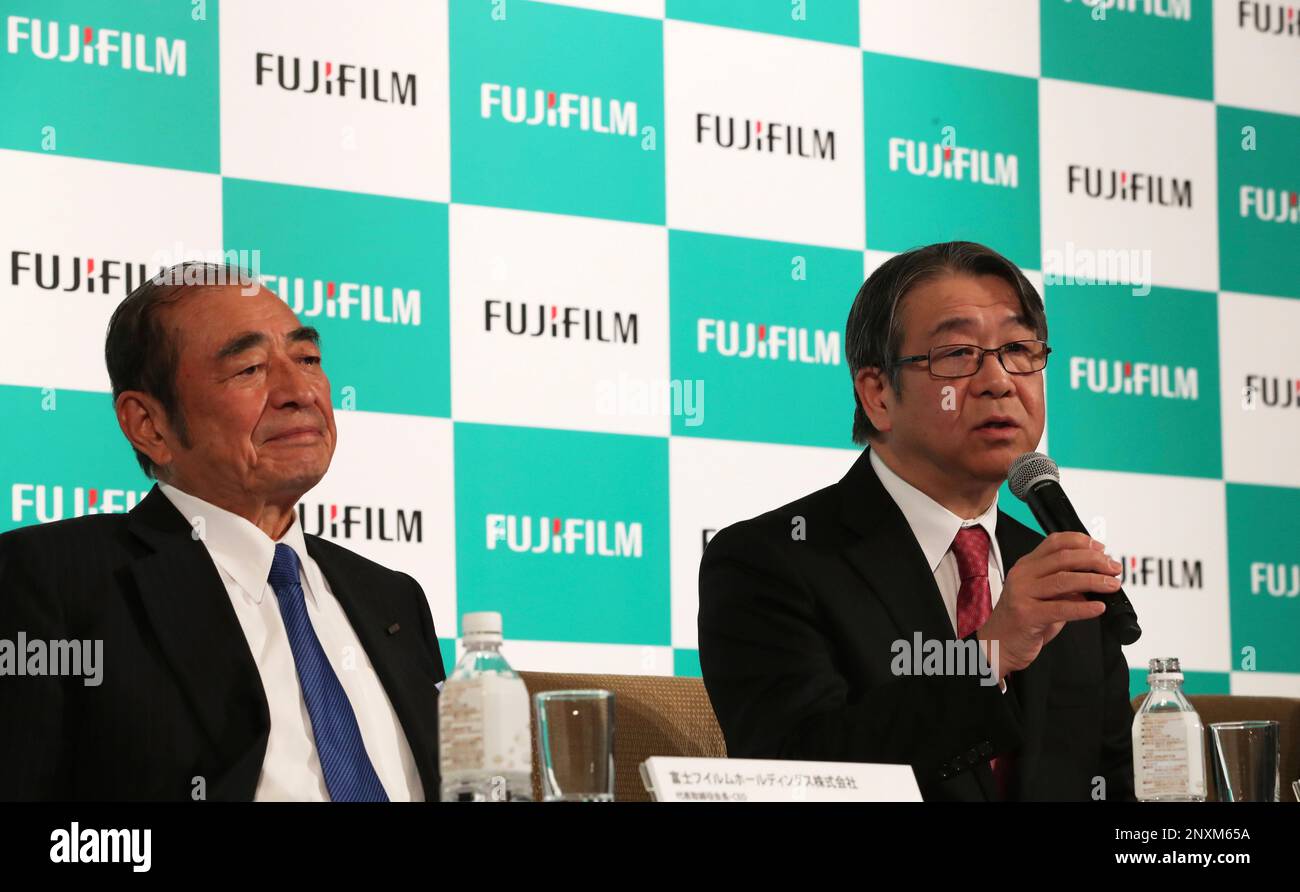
xmin=1067 ymin=165 xmax=1193 ymax=208
xmin=9 ymin=250 xmax=150 ymax=297
xmin=255 ymin=52 xmax=417 ymax=105
xmin=1116 ymin=554 xmax=1204 ymax=590
xmin=696 ymin=113 xmax=836 ymax=160
xmin=1237 ymin=1 xmax=1300 ymax=37
xmin=484 ymin=301 xmax=638 ymax=344
xmin=1245 ymin=373 xmax=1300 ymax=410
xmin=298 ymin=502 xmax=423 ymax=543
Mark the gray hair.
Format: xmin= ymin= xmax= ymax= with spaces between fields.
xmin=845 ymin=241 xmax=1047 ymax=445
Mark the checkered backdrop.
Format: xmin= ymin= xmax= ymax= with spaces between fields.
xmin=2 ymin=0 xmax=1298 ymax=699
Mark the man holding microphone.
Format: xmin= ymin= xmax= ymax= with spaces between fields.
xmin=698 ymin=241 xmax=1133 ymax=801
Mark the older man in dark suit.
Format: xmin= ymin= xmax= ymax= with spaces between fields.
xmin=698 ymin=241 xmax=1134 ymax=801
xmin=0 ymin=263 xmax=444 ymax=801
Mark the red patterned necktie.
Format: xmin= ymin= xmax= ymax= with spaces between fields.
xmin=950 ymin=525 xmax=1014 ymax=799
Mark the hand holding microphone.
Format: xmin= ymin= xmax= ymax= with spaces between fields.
xmin=977 ymin=451 xmax=1144 ymax=681
xmin=1008 ymin=451 xmax=1143 ymax=646
xmin=976 ymin=531 xmax=1122 ymax=681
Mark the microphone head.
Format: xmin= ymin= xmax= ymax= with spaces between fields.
xmin=1008 ymin=451 xmax=1060 ymax=502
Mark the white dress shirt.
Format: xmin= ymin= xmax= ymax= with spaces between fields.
xmin=159 ymin=483 xmax=425 ymax=801
xmin=868 ymin=450 xmax=1007 ymax=690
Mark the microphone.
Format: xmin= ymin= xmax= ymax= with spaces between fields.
xmin=1008 ymin=452 xmax=1142 ymax=645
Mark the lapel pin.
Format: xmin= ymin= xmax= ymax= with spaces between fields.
xmin=387 ymin=623 xmax=400 ymax=636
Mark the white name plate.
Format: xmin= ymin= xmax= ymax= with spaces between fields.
xmin=640 ymin=756 xmax=922 ymax=802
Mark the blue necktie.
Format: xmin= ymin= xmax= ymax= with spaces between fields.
xmin=268 ymin=543 xmax=389 ymax=802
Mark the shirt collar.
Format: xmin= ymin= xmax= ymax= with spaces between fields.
xmin=157 ymin=482 xmax=318 ymax=605
xmin=868 ymin=448 xmax=1004 ymax=579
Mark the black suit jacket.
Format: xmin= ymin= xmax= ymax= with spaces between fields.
xmin=0 ymin=485 xmax=445 ymax=801
xmin=698 ymin=447 xmax=1134 ymax=801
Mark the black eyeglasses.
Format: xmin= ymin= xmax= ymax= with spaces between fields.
xmin=894 ymin=339 xmax=1051 ymax=379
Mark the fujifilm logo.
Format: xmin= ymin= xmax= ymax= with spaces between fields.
xmin=1067 ymin=165 xmax=1193 ymax=208
xmin=1243 ymin=374 xmax=1300 ymax=410
xmin=1069 ymin=357 xmax=1199 ymax=400
xmin=261 ymin=274 xmax=421 ymax=326
xmin=11 ymin=484 xmax=150 ymax=523
xmin=480 ymin=83 xmax=638 ymax=136
xmin=7 ymin=17 xmax=185 ymax=75
xmin=50 ymin=823 xmax=150 ymax=872
xmin=9 ymin=250 xmax=152 ymax=297
xmin=1239 ymin=186 xmax=1300 ymax=224
xmin=1065 ymin=0 xmax=1191 ymax=20
xmin=1115 ymin=554 xmax=1204 ymax=589
xmin=888 ymin=138 xmax=1019 ymax=188
xmin=485 ymin=514 xmax=643 ymax=558
xmin=297 ymin=502 xmax=423 ymax=543
xmin=484 ymin=300 xmax=638 ymax=344
xmin=255 ymin=52 xmax=417 ymax=105
xmin=1236 ymin=1 xmax=1300 ymax=37
xmin=697 ymin=319 xmax=840 ymax=365
xmin=696 ymin=113 xmax=836 ymax=160
xmin=1250 ymin=562 xmax=1299 ymax=596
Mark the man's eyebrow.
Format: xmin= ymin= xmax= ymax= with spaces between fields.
xmin=215 ymin=327 xmax=321 ymax=361
xmin=215 ymin=331 xmax=265 ymax=361
xmin=288 ymin=326 xmax=321 ymax=347
xmin=927 ymin=313 xmax=1036 ymax=340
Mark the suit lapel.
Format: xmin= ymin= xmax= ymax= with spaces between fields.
xmin=126 ymin=486 xmax=269 ymax=800
xmin=837 ymin=449 xmax=956 ymax=648
xmin=306 ymin=537 xmax=440 ymax=797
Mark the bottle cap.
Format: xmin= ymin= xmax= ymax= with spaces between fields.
xmin=1148 ymin=657 xmax=1181 ymax=674
xmin=462 ymin=611 xmax=503 ymax=638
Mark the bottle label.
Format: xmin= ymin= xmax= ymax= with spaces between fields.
xmin=438 ymin=675 xmax=532 ymax=778
xmin=1134 ymin=711 xmax=1205 ymax=799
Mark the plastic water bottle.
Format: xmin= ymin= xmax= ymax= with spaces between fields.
xmin=1132 ymin=657 xmax=1206 ymax=802
xmin=438 ymin=611 xmax=533 ymax=801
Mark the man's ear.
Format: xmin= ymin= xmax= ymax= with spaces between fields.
xmin=854 ymin=367 xmax=895 ymax=436
xmin=114 ymin=391 xmax=175 ymax=472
